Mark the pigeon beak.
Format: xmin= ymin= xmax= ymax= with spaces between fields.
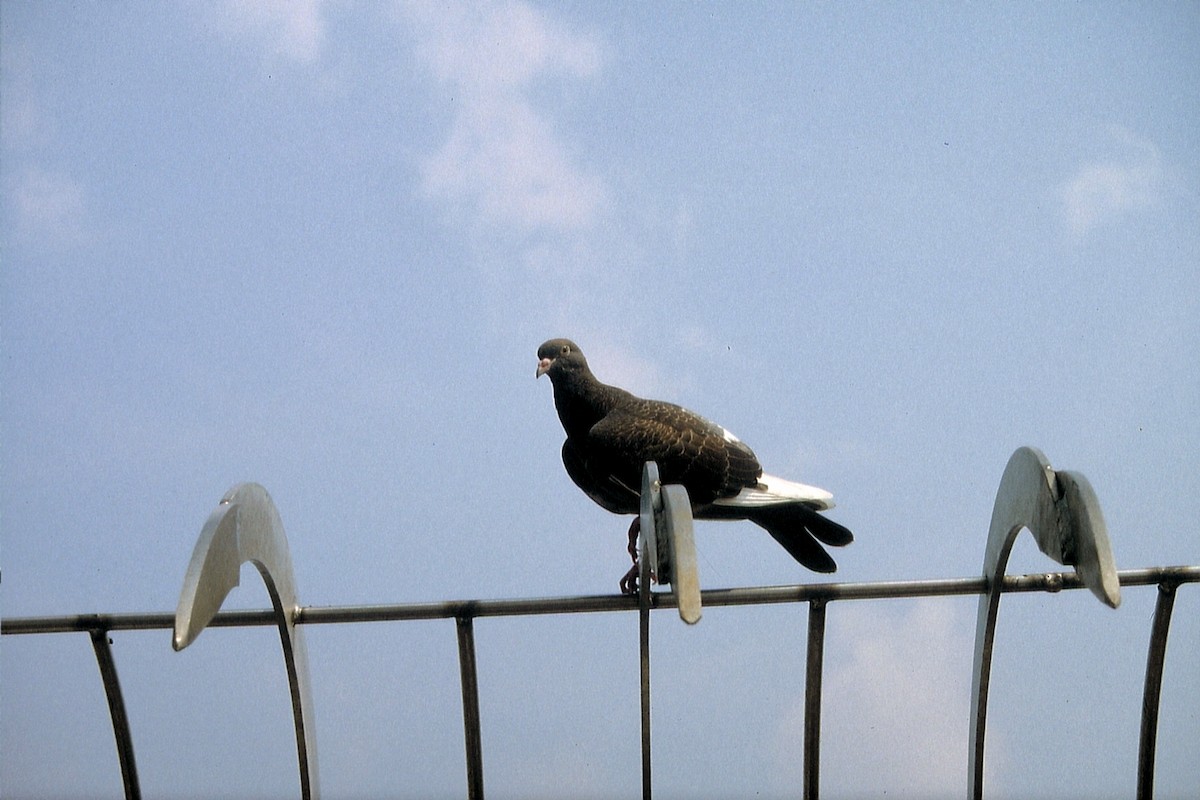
xmin=536 ymin=357 xmax=552 ymax=378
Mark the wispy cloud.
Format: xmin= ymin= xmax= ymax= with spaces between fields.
xmin=1061 ymin=128 xmax=1162 ymax=239
xmin=214 ymin=0 xmax=329 ymax=64
xmin=10 ymin=168 xmax=87 ymax=244
xmin=2 ymin=44 xmax=90 ymax=248
xmin=401 ymin=0 xmax=609 ymax=233
xmin=780 ymin=599 xmax=983 ymax=796
xmin=584 ymin=341 xmax=669 ymax=398
xmin=0 ymin=42 xmax=50 ymax=153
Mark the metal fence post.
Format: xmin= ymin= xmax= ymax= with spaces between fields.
xmin=173 ymin=483 xmax=319 ymax=800
xmin=638 ymin=462 xmax=661 ymax=800
xmin=456 ymin=615 xmax=485 ymax=800
xmin=969 ymin=447 xmax=1120 ymax=799
xmin=1136 ymin=581 xmax=1180 ymax=800
xmin=803 ymin=599 xmax=827 ymax=800
xmin=88 ymin=626 xmax=141 ymax=800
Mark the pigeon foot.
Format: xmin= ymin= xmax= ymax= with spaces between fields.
xmin=620 ymin=562 xmax=641 ymax=595
xmin=620 ymin=516 xmax=647 ymax=594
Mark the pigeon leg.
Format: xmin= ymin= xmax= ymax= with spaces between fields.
xmin=617 ymin=517 xmax=660 ymax=595
xmin=620 ymin=517 xmax=641 ymax=594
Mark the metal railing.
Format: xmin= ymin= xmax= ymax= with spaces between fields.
xmin=3 ymin=448 xmax=1197 ymax=800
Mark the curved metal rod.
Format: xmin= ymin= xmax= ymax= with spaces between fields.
xmin=89 ymin=627 xmax=141 ymax=800
xmin=1136 ymin=581 xmax=1180 ymax=800
xmin=173 ymin=483 xmax=319 ymax=800
xmin=968 ymin=447 xmax=1120 ymax=799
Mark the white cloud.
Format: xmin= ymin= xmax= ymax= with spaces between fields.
xmin=405 ymin=0 xmax=601 ymax=91
xmin=401 ymin=0 xmax=609 ymax=233
xmin=777 ymin=598 xmax=993 ymax=798
xmin=1061 ymin=128 xmax=1162 ymax=239
xmin=0 ymin=43 xmax=50 ymax=152
xmin=216 ymin=0 xmax=329 ymax=64
xmin=584 ymin=341 xmax=668 ymax=398
xmin=10 ymin=167 xmax=88 ymax=245
xmin=1 ymin=39 xmax=89 ymax=250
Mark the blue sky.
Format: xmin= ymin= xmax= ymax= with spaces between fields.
xmin=2 ymin=2 xmax=1198 ymax=798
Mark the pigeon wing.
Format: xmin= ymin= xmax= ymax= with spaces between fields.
xmin=585 ymin=398 xmax=762 ymax=507
xmin=561 ymin=437 xmax=639 ymax=514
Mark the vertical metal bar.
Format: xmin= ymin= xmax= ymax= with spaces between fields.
xmin=639 ymin=462 xmax=659 ymax=800
xmin=639 ymin=565 xmax=653 ymax=800
xmin=88 ymin=628 xmax=141 ymax=800
xmin=456 ymin=616 xmax=485 ymax=800
xmin=1136 ymin=582 xmax=1178 ymax=800
xmin=803 ymin=599 xmax=827 ymax=800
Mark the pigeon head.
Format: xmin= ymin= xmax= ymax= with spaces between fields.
xmin=536 ymin=338 xmax=588 ymax=380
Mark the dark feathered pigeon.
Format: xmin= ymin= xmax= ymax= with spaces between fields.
xmin=536 ymin=338 xmax=853 ymax=593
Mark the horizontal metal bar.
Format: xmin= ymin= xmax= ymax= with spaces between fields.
xmin=5 ymin=566 xmax=1198 ymax=637
xmin=3 ymin=610 xmax=269 ymax=635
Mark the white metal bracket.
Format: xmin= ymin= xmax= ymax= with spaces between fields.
xmin=173 ymin=483 xmax=319 ymax=800
xmin=968 ymin=446 xmax=1120 ymax=799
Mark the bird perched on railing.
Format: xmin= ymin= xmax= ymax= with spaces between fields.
xmin=536 ymin=338 xmax=853 ymax=593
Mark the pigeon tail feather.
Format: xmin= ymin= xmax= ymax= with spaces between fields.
xmin=712 ymin=472 xmax=835 ymax=510
xmin=749 ymin=502 xmax=854 ymax=547
xmin=748 ymin=500 xmax=854 ymax=568
xmin=761 ymin=525 xmax=838 ymax=573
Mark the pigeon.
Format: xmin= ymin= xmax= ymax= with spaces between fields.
xmin=536 ymin=338 xmax=853 ymax=593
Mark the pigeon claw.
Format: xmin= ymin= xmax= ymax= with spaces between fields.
xmin=619 ymin=559 xmax=657 ymax=595
xmin=620 ymin=563 xmax=641 ymax=595
xmin=621 ymin=516 xmax=645 ymax=594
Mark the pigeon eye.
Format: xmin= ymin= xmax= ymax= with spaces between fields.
xmin=560 ymin=344 xmax=570 ymax=355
